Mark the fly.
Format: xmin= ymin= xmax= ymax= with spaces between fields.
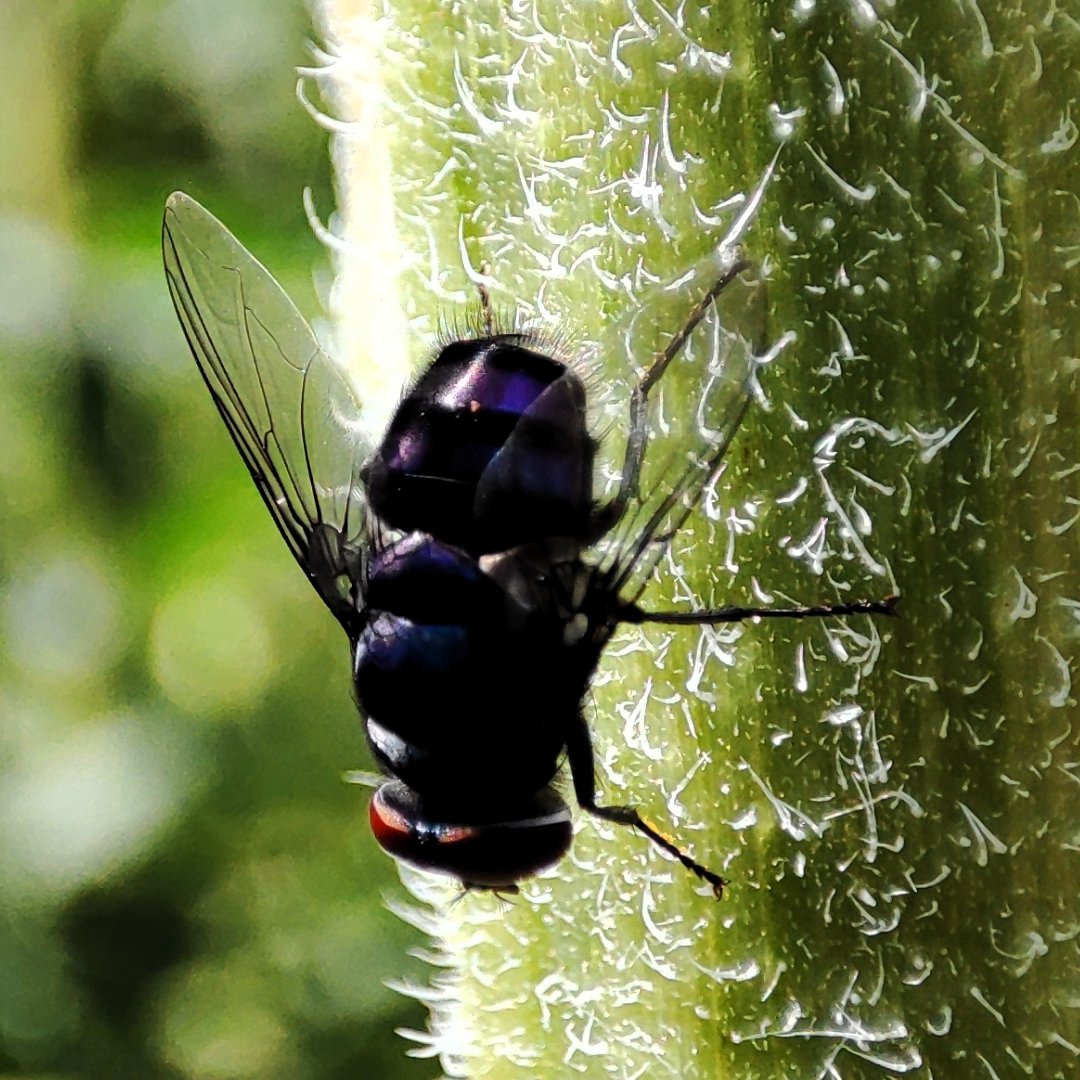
xmin=162 ymin=192 xmax=897 ymax=897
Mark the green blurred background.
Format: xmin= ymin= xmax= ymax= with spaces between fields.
xmin=0 ymin=3 xmax=430 ymax=1077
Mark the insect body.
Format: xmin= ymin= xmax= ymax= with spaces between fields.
xmin=163 ymin=192 xmax=896 ymax=895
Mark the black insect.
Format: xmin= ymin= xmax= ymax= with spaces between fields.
xmin=162 ymin=192 xmax=896 ymax=896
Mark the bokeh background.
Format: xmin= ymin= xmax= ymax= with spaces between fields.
xmin=0 ymin=2 xmax=430 ymax=1076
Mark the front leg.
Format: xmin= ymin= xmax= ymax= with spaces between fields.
xmin=564 ymin=709 xmax=726 ymax=898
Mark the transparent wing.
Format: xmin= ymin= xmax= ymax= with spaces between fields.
xmin=162 ymin=191 xmax=369 ymax=629
xmin=592 ymin=263 xmax=766 ymax=606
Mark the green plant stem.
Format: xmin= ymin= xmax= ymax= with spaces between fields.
xmin=320 ymin=2 xmax=1080 ymax=1076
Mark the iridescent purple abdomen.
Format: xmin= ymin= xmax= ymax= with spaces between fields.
xmin=363 ymin=335 xmax=594 ymax=554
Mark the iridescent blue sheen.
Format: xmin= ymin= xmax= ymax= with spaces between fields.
xmin=366 ymin=533 xmax=505 ymax=625
xmin=435 ymin=357 xmax=551 ymax=415
xmin=363 ymin=335 xmax=594 ymax=552
xmin=355 ymin=612 xmax=468 ymax=678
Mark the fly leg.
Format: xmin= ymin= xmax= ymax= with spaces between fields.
xmin=565 ymin=710 xmax=726 ymax=898
xmin=477 ymin=262 xmax=495 ymax=337
xmin=619 ymin=595 xmax=900 ymax=625
xmin=591 ymin=256 xmax=748 ymax=537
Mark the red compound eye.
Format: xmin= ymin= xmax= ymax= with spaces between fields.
xmin=370 ymin=781 xmax=572 ymax=889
